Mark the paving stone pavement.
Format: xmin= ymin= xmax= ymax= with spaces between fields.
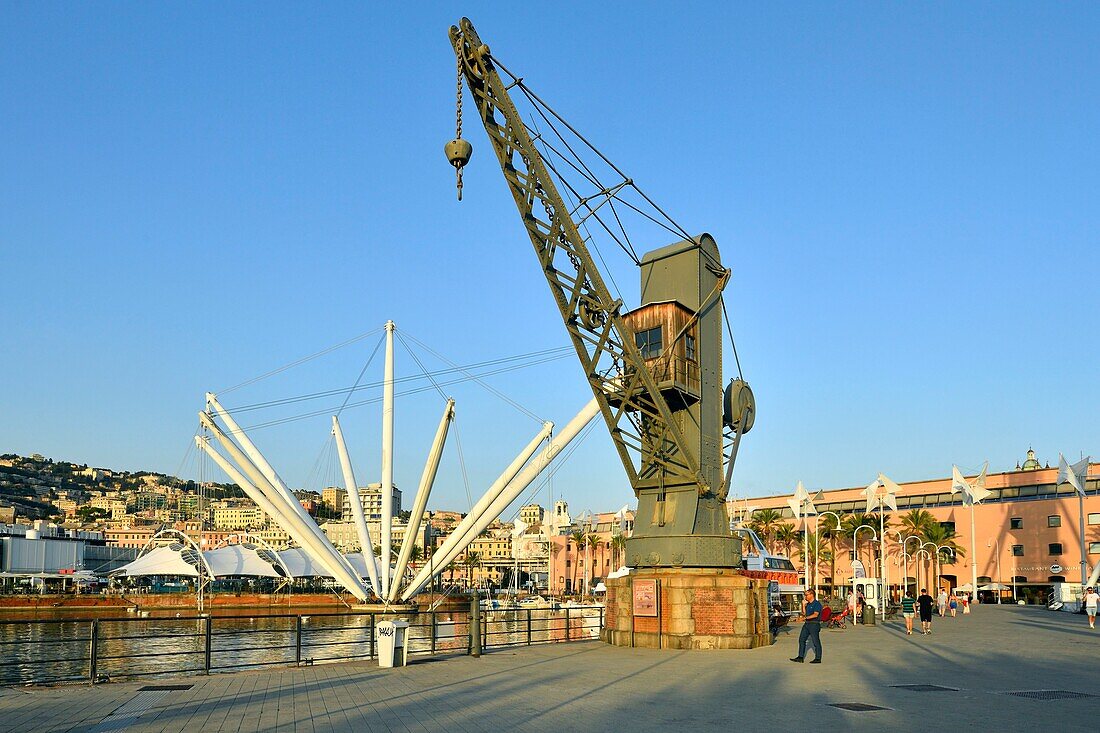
xmin=1 ymin=605 xmax=1097 ymax=732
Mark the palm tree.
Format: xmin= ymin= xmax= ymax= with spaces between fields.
xmin=841 ymin=512 xmax=880 ymax=572
xmin=899 ymin=509 xmax=935 ymax=541
xmin=923 ymin=522 xmax=964 ymax=588
xmin=796 ymin=532 xmax=832 ymax=587
xmin=748 ymin=508 xmax=783 ymax=551
xmin=569 ymin=530 xmax=585 ymax=594
xmin=611 ymin=534 xmax=627 ymax=569
xmin=463 ymin=551 xmax=481 ymax=589
xmin=774 ymin=523 xmax=799 ymax=560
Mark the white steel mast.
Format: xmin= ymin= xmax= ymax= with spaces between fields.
xmin=389 ymin=398 xmax=455 ymax=602
xmin=332 ymin=415 xmax=381 ymax=597
xmin=380 ymin=320 xmax=396 ymax=599
xmin=402 ymin=398 xmax=599 ymax=601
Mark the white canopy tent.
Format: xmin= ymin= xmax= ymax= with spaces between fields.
xmin=204 ymin=545 xmax=285 ymax=578
xmin=113 ymin=546 xmax=202 ymax=578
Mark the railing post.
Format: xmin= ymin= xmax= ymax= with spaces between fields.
xmin=295 ymin=615 xmax=302 ymax=666
xmin=88 ymin=619 xmax=99 ymax=685
xmin=369 ymin=613 xmax=375 ymax=659
xmin=469 ymin=595 xmax=481 ymax=657
xmin=430 ymin=612 xmax=437 ymax=656
xmin=526 ymin=609 xmax=532 ymax=646
xmin=565 ymin=608 xmax=571 ymax=641
xmin=203 ymin=616 xmax=212 ymax=674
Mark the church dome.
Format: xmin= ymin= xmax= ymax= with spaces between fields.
xmin=1021 ymin=448 xmax=1041 ymax=471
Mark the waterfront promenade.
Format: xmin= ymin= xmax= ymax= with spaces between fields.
xmin=2 ymin=605 xmax=1096 ymax=732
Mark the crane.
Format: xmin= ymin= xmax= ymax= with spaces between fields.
xmin=445 ymin=17 xmax=754 ymax=569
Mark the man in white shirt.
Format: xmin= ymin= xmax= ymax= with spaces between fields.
xmin=1084 ymin=586 xmax=1099 ymax=629
xmin=936 ymin=589 xmax=948 ymax=617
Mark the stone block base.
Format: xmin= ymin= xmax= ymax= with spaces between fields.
xmin=602 ymin=568 xmax=772 ymax=650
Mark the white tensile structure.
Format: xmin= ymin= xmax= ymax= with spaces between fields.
xmin=191 ymin=321 xmax=598 ymax=605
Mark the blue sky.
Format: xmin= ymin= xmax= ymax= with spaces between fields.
xmin=1 ymin=3 xmax=1097 ymax=515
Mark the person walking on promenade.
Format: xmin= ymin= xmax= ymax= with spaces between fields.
xmin=790 ymin=589 xmax=823 ymax=663
xmin=937 ymin=588 xmax=948 ymax=617
xmin=949 ymin=594 xmax=958 ymax=617
xmin=961 ymin=595 xmax=970 ymax=614
xmin=1084 ymin=586 xmax=1099 ymax=629
xmin=901 ymin=591 xmax=916 ymax=635
xmin=917 ymin=588 xmax=935 ymax=635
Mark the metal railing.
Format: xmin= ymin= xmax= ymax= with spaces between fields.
xmin=0 ymin=605 xmax=605 ymax=687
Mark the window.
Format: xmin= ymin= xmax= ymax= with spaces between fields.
xmin=1048 ymin=576 xmax=1065 ymax=583
xmin=1090 ymin=542 xmax=1100 ymax=555
xmin=685 ymin=334 xmax=696 ymax=362
xmin=635 ymin=326 xmax=663 ymax=359
xmin=1047 ymin=515 xmax=1061 ymax=528
xmin=1009 ymin=517 xmax=1023 ymax=530
xmin=1013 ymin=576 xmax=1028 ymax=583
xmin=1011 ymin=545 xmax=1024 ymax=557
xmin=1088 ymin=513 xmax=1100 ymax=526
xmin=939 ymin=521 xmax=955 ymax=534
xmin=1048 ymin=543 xmax=1063 ymax=556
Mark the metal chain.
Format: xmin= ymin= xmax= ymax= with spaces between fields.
xmin=455 ymin=53 xmax=465 ymax=199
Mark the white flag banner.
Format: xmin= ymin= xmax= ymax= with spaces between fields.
xmin=615 ymin=504 xmax=630 ymax=532
xmin=1058 ymin=454 xmax=1090 ymax=497
xmin=951 ymin=465 xmax=972 ymax=504
xmin=794 ymin=480 xmax=809 ymax=503
xmin=862 ymin=480 xmax=879 ymax=515
xmin=877 ymin=473 xmax=900 ymax=511
xmin=787 ymin=498 xmax=802 ymax=521
xmin=971 ymin=461 xmax=992 ymax=503
xmin=511 ymin=517 xmax=528 ymax=539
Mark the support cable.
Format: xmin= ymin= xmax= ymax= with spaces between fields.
xmin=221 ymin=346 xmax=570 ymax=415
xmin=218 ymin=327 xmax=384 ymax=396
xmin=401 ymin=331 xmax=547 ymax=424
xmin=335 ymin=333 xmax=386 ymax=417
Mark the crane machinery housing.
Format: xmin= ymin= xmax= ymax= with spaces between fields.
xmin=445 ymin=17 xmax=755 ymax=573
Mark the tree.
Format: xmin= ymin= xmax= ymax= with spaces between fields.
xmin=796 ymin=531 xmax=832 ymax=587
xmin=774 ymin=523 xmax=799 ymax=559
xmin=76 ymin=506 xmax=109 ymax=523
xmin=463 ymin=551 xmax=482 ymax=589
xmin=899 ymin=509 xmax=935 ymax=542
xmin=569 ymin=530 xmax=585 ymax=593
xmin=748 ymin=508 xmax=783 ymax=551
xmin=841 ymin=512 xmax=881 ymax=571
xmin=610 ymin=534 xmax=626 ymax=569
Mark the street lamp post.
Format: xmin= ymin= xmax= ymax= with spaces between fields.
xmin=921 ymin=542 xmax=938 ymax=593
xmin=899 ymin=535 xmax=922 ymax=596
xmin=853 ymin=524 xmax=878 ymax=606
xmin=914 ymin=549 xmax=933 ymax=591
xmin=816 ymin=511 xmax=842 ymax=599
xmin=986 ymin=538 xmax=1002 ymax=604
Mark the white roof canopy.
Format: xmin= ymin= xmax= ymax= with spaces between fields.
xmin=114 ymin=546 xmax=201 ymax=578
xmin=204 ymin=545 xmax=284 ymax=578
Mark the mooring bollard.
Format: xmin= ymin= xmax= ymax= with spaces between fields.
xmin=469 ymin=595 xmax=481 ymax=658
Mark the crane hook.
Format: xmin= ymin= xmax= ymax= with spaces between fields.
xmin=446 ymin=52 xmax=472 ymax=200
xmin=445 ymin=139 xmax=472 ymax=200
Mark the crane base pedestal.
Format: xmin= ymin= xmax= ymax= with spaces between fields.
xmin=601 ymin=568 xmax=772 ymax=650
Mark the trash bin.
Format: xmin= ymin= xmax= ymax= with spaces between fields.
xmin=378 ymin=620 xmax=409 ymax=668
xmin=863 ymin=606 xmax=876 ymax=626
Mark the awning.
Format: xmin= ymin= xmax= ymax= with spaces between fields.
xmin=113 ymin=546 xmax=201 ymax=578
xmin=277 ymin=548 xmax=332 ymax=578
xmin=204 ymin=545 xmax=284 ymax=578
